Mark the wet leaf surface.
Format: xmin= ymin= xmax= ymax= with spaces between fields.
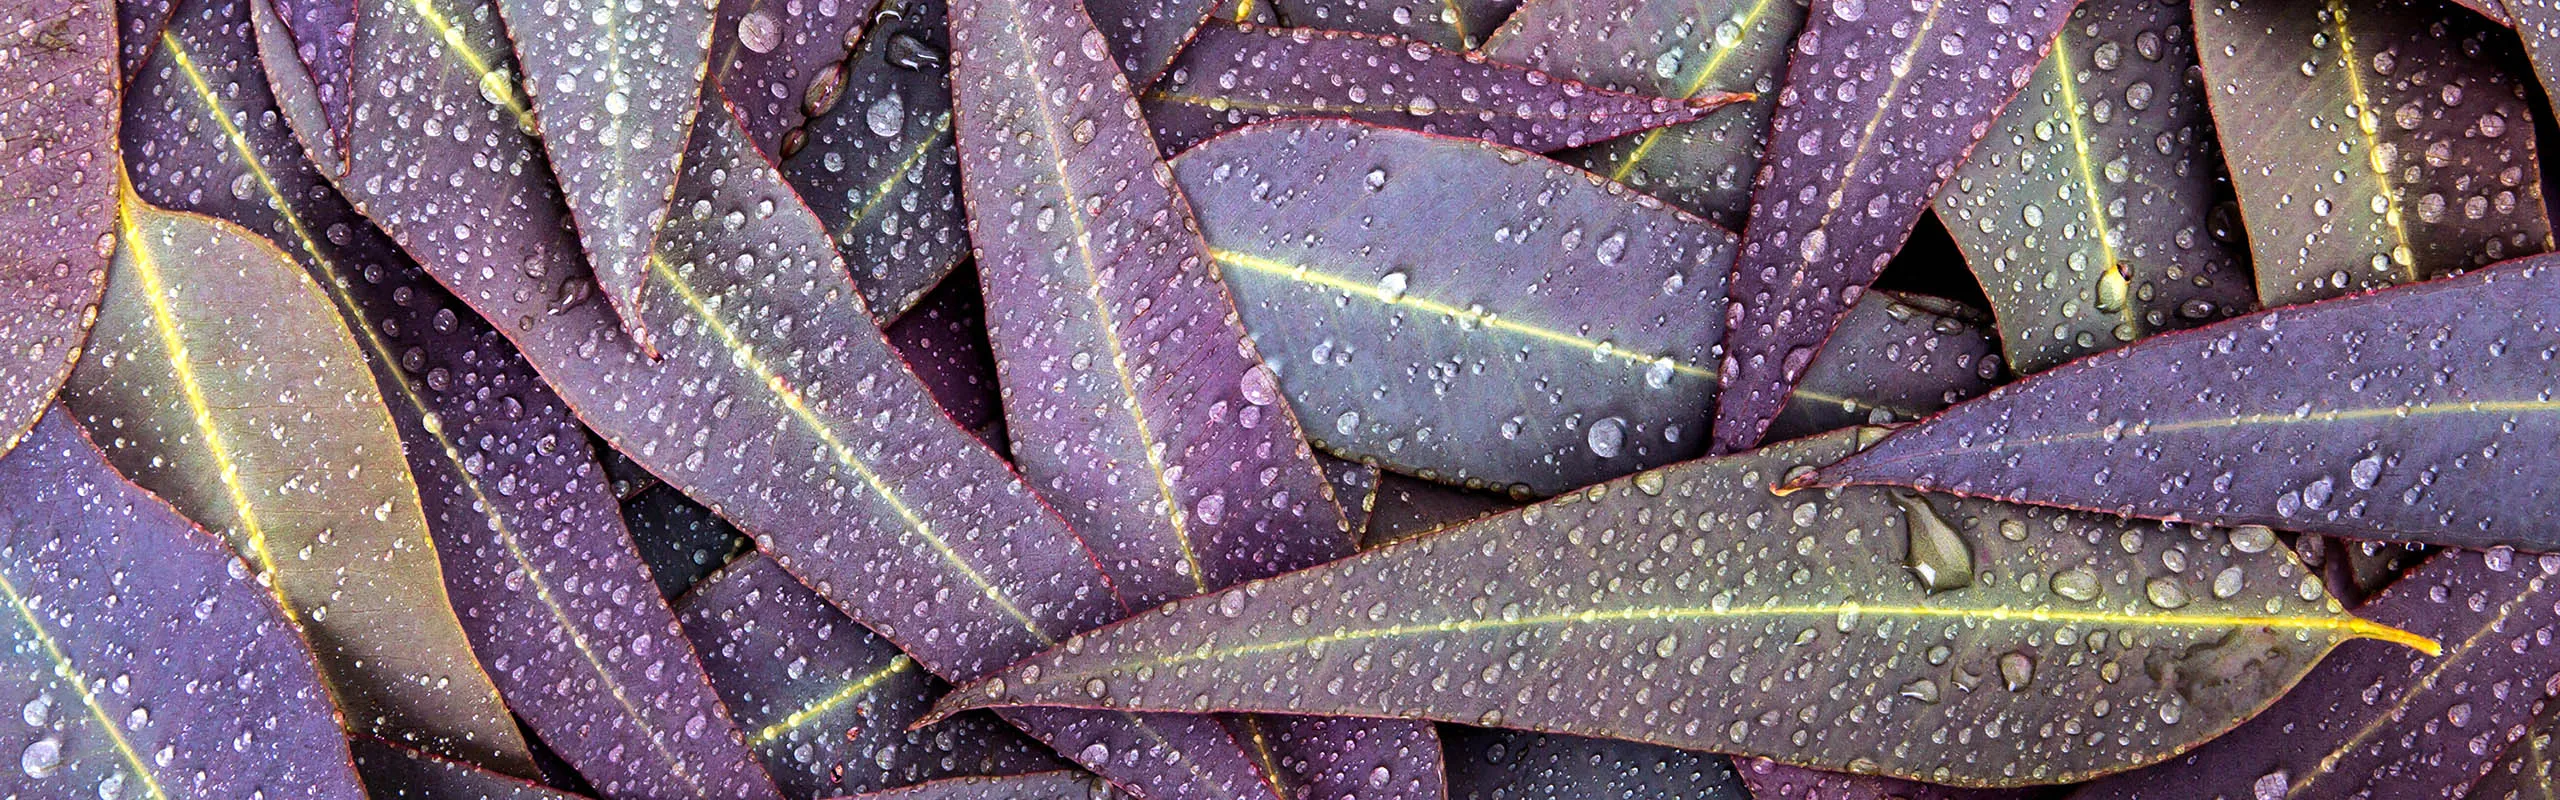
xmin=1933 ymin=0 xmax=2254 ymax=373
xmin=1766 ymin=292 xmax=2005 ymax=442
xmin=625 ymin=482 xmax=757 ymax=600
xmin=1145 ymin=23 xmax=1746 ymax=156
xmin=1710 ymin=0 xmax=2074 ymax=454
xmin=2196 ymin=0 xmax=2550 ymax=308
xmin=842 ymin=771 xmax=1126 ymax=799
xmin=882 ymin=265 xmax=1008 ymax=450
xmin=1800 ymin=256 xmax=2560 ymax=551
xmin=1443 ymin=727 xmax=1747 ymax=800
xmin=675 ymin=555 xmax=1063 ymax=799
xmin=1361 ymin=473 xmax=1519 ymax=548
xmin=118 ymin=0 xmax=175 ymax=75
xmin=1321 ymin=453 xmax=1382 ymax=533
xmin=949 ymin=0 xmax=1446 ymax=789
xmin=0 ymin=0 xmax=117 ymax=460
xmin=124 ymin=5 xmax=777 ymax=794
xmin=353 ymin=737 xmax=588 ymax=800
xmin=263 ymin=0 xmax=354 ymax=146
xmin=2466 ymin=697 xmax=2560 ymax=800
xmin=2074 ymin=548 xmax=2560 ymax=799
xmin=1267 ymin=0 xmax=1514 ymax=50
xmin=1088 ymin=0 xmax=1213 ymax=85
xmin=0 ymin=410 xmax=366 ymax=800
xmin=713 ymin=0 xmax=871 ymax=155
xmin=778 ymin=0 xmax=966 ymax=320
xmin=323 ymin=2 xmax=1292 ymax=793
xmin=1176 ymin=120 xmax=1735 ymax=496
xmin=496 ymin=0 xmax=717 ymax=355
xmin=1479 ymin=0 xmax=1805 ymax=227
xmin=1736 ymin=758 xmax=2037 ymax=800
xmin=935 ymin=428 xmax=2424 ymax=786
xmin=64 ymin=185 xmax=534 ymax=775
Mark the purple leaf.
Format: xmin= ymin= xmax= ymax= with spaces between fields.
xmin=1796 ymin=257 xmax=2560 ymax=551
xmin=1480 ymin=0 xmax=1806 ymax=226
xmin=1709 ymin=0 xmax=2074 ymax=454
xmin=949 ymin=0 xmax=1446 ymax=790
xmin=0 ymin=0 xmax=116 ymax=459
xmin=1766 ymin=291 xmax=2004 ymax=443
xmin=1319 ymin=453 xmax=1381 ymax=533
xmin=1088 ymin=0 xmax=1214 ymax=85
xmin=318 ymin=1 xmax=1299 ymax=793
xmin=352 ymin=737 xmax=589 ymax=800
xmin=1736 ymin=758 xmax=2032 ymax=800
xmin=1444 ymin=728 xmax=1747 ymax=800
xmin=126 ymin=5 xmax=779 ymax=793
xmin=2199 ymin=0 xmax=2548 ymax=309
xmin=64 ymin=183 xmax=535 ymax=774
xmin=932 ymin=428 xmax=2429 ymax=786
xmin=1146 ymin=23 xmax=1748 ymax=156
xmin=1268 ymin=0 xmax=1515 ymax=50
xmin=779 ymin=0 xmax=966 ymax=320
xmin=118 ymin=0 xmax=176 ymax=75
xmin=1177 ymin=120 xmax=1734 ymax=496
xmin=2074 ymin=549 xmax=2560 ymax=799
xmin=713 ymin=0 xmax=871 ymax=155
xmin=0 ymin=410 xmax=365 ymax=799
xmin=2467 ymin=698 xmax=2560 ymax=799
xmin=838 ymin=772 xmax=1125 ymax=800
xmin=495 ymin=0 xmax=719 ymax=356
xmin=675 ymin=555 xmax=1064 ymax=798
xmin=1362 ymin=473 xmax=1519 ymax=549
xmin=883 ymin=265 xmax=1009 ymax=451
xmin=625 ymin=483 xmax=755 ymax=599
xmin=1933 ymin=0 xmax=2254 ymax=373
xmin=263 ymin=0 xmax=353 ymax=147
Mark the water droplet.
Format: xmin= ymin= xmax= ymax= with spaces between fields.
xmin=1586 ymin=417 xmax=1626 ymax=458
xmin=2144 ymin=577 xmax=2191 ymax=609
xmin=2052 ymin=567 xmax=2101 ymax=601
xmin=1895 ymin=494 xmax=1973 ymax=592
xmin=1375 ymin=270 xmax=1410 ymax=301
xmin=737 ymin=10 xmax=781 ymax=53
xmin=1998 ymin=651 xmax=2035 ymax=691
xmin=866 ymin=93 xmax=906 ymax=137
xmin=20 ymin=737 xmax=62 ymax=778
xmin=2230 ymin=524 xmax=2277 ymax=553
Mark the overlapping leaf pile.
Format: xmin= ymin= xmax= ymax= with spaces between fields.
xmin=1 ymin=0 xmax=2555 ymax=796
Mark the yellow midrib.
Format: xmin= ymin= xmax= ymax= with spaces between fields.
xmin=0 ymin=568 xmax=172 ymax=800
xmin=834 ymin=112 xmax=955 ymax=239
xmin=2044 ymin=43 xmax=2139 ymax=338
xmin=747 ymin=655 xmax=915 ymax=746
xmin=1080 ymin=600 xmax=2434 ymax=675
xmin=1607 ymin=0 xmax=1782 ymax=182
xmin=2289 ymin=575 xmax=2545 ymax=798
xmin=2323 ymin=0 xmax=2420 ymax=284
xmin=164 ymin=36 xmax=719 ymax=795
xmin=1007 ymin=15 xmax=1209 ymax=594
xmin=1871 ymin=399 xmax=2560 ymax=459
xmin=404 ymin=0 xmax=538 ymax=130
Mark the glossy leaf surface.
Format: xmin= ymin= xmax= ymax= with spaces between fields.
xmin=1736 ymin=759 xmax=2029 ymax=800
xmin=1177 ymin=120 xmax=1735 ymax=496
xmin=64 ymin=188 xmax=533 ymax=775
xmin=125 ymin=4 xmax=779 ymax=794
xmin=1267 ymin=0 xmax=1513 ymax=50
xmin=1934 ymin=0 xmax=2253 ymax=373
xmin=777 ymin=0 xmax=966 ymax=320
xmin=0 ymin=0 xmax=117 ymax=458
xmin=1089 ymin=0 xmax=1212 ymax=84
xmin=1479 ymin=0 xmax=1805 ymax=227
xmin=1443 ymin=728 xmax=1747 ymax=800
xmin=353 ymin=738 xmax=588 ymax=800
xmin=2467 ymin=698 xmax=2560 ymax=800
xmin=675 ymin=555 xmax=1062 ymax=798
xmin=1146 ymin=23 xmax=1746 ymax=156
xmin=626 ymin=483 xmax=755 ymax=599
xmin=1800 ymin=256 xmax=2560 ymax=551
xmin=713 ymin=0 xmax=870 ymax=155
xmin=2075 ymin=548 xmax=2560 ymax=799
xmin=322 ymin=2 xmax=1283 ymax=793
xmin=1710 ymin=0 xmax=2073 ymax=454
xmin=883 ymin=265 xmax=1008 ymax=448
xmin=496 ymin=0 xmax=717 ymax=355
xmin=1765 ymin=292 xmax=2005 ymax=443
xmin=264 ymin=0 xmax=354 ymax=146
xmin=0 ymin=410 xmax=366 ymax=800
xmin=937 ymin=429 xmax=2422 ymax=786
xmin=1321 ymin=453 xmax=1382 ymax=533
xmin=1362 ymin=473 xmax=1519 ymax=548
xmin=2195 ymin=0 xmax=2550 ymax=308
xmin=844 ymin=772 xmax=1125 ymax=800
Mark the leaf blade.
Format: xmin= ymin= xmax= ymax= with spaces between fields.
xmin=0 ymin=0 xmax=117 ymax=459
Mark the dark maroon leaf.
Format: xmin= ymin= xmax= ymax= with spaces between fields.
xmin=598 ymin=431 xmax=664 ymax=499
xmin=320 ymin=1 xmax=1291 ymax=792
xmin=2458 ymin=0 xmax=2517 ymax=25
xmin=2074 ymin=548 xmax=2560 ymax=799
xmin=264 ymin=0 xmax=353 ymax=147
xmin=125 ymin=5 xmax=780 ymax=794
xmin=2197 ymin=0 xmax=2549 ymax=309
xmin=949 ymin=0 xmax=1445 ymax=792
xmin=626 ymin=483 xmax=756 ymax=599
xmin=1176 ymin=120 xmax=1735 ymax=496
xmin=247 ymin=0 xmax=344 ymax=168
xmin=1362 ymin=473 xmax=1519 ymax=548
xmin=1709 ymin=0 xmax=2074 ymax=454
xmin=714 ymin=0 xmax=871 ymax=155
xmin=882 ymin=265 xmax=1008 ymax=450
xmin=495 ymin=0 xmax=718 ymax=355
xmin=1736 ymin=759 xmax=2034 ymax=800
xmin=1320 ymin=454 xmax=1381 ymax=533
xmin=1267 ymin=0 xmax=1514 ymax=50
xmin=1765 ymin=291 xmax=2005 ymax=442
xmin=119 ymin=0 xmax=176 ymax=75
xmin=934 ymin=427 xmax=2426 ymax=786
xmin=777 ymin=0 xmax=965 ymax=320
xmin=353 ymin=737 xmax=589 ymax=800
xmin=1933 ymin=0 xmax=2254 ymax=373
xmin=1146 ymin=23 xmax=1747 ymax=156
xmin=2468 ymin=698 xmax=2560 ymax=799
xmin=0 ymin=0 xmax=116 ymax=459
xmin=1444 ymin=728 xmax=1747 ymax=800
xmin=0 ymin=410 xmax=364 ymax=799
xmin=840 ymin=771 xmax=1124 ymax=800
xmin=1479 ymin=0 xmax=1806 ymax=227
xmin=676 ymin=555 xmax=1064 ymax=798
xmin=1088 ymin=0 xmax=1212 ymax=84
xmin=1797 ymin=256 xmax=2560 ymax=551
